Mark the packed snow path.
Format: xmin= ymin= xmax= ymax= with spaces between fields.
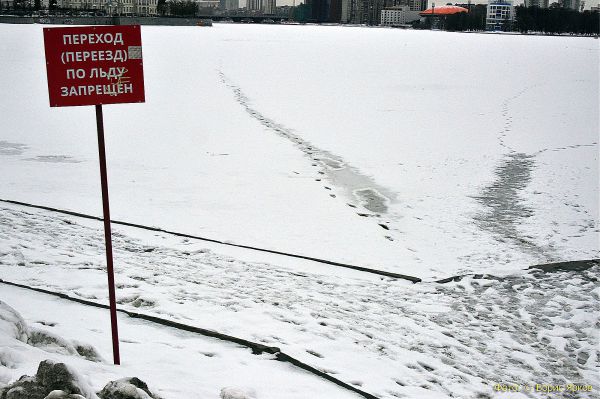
xmin=1 ymin=206 xmax=598 ymax=399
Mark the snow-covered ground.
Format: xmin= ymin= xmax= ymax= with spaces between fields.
xmin=0 ymin=24 xmax=597 ymax=279
xmin=1 ymin=205 xmax=599 ymax=398
xmin=0 ymin=282 xmax=360 ymax=399
xmin=0 ymin=22 xmax=599 ymax=399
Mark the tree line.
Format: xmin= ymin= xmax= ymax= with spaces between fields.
xmin=418 ymin=5 xmax=598 ymax=34
xmin=157 ymin=0 xmax=199 ymax=16
xmin=444 ymin=5 xmax=488 ymax=31
xmin=515 ymin=6 xmax=598 ymax=34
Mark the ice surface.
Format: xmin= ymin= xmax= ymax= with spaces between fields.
xmin=0 ymin=24 xmax=597 ymax=278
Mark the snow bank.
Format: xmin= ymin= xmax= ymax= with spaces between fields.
xmin=0 ymin=288 xmax=360 ymax=399
xmin=1 ymin=212 xmax=598 ymax=398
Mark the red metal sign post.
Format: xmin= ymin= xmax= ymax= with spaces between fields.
xmin=43 ymin=25 xmax=146 ymax=365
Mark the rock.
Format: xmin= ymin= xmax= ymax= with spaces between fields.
xmin=0 ymin=360 xmax=87 ymax=399
xmin=0 ymin=361 xmax=160 ymax=399
xmin=97 ymin=378 xmax=159 ymax=399
xmin=1 ymin=376 xmax=46 ymax=399
xmin=219 ymin=387 xmax=256 ymax=399
xmin=73 ymin=344 xmax=101 ymax=363
xmin=27 ymin=330 xmax=102 ymax=363
xmin=35 ymin=361 xmax=82 ymax=396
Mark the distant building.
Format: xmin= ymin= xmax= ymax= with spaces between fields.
xmin=524 ymin=0 xmax=548 ymax=7
xmin=559 ymin=0 xmax=580 ymax=9
xmin=59 ymin=0 xmax=157 ymax=14
xmin=381 ymin=4 xmax=409 ymax=24
xmin=354 ymin=0 xmax=386 ymax=24
xmin=263 ymin=0 xmax=275 ymax=13
xmin=305 ymin=0 xmax=325 ymax=20
xmin=197 ymin=0 xmax=220 ymax=7
xmin=485 ymin=0 xmax=514 ymax=30
xmin=274 ymin=4 xmax=292 ymax=15
xmin=329 ymin=0 xmax=342 ymax=20
xmin=247 ymin=0 xmax=261 ymax=10
xmin=340 ymin=0 xmax=422 ymax=23
xmin=340 ymin=0 xmax=351 ymax=21
xmin=419 ymin=4 xmax=468 ymax=14
xmin=420 ymin=4 xmax=468 ymax=27
xmin=380 ymin=4 xmax=421 ymax=24
xmin=419 ymin=4 xmax=468 ymax=15
xmin=403 ymin=0 xmax=426 ymax=11
xmin=220 ymin=0 xmax=239 ymax=10
xmin=382 ymin=0 xmax=426 ymax=12
xmin=135 ymin=0 xmax=155 ymax=14
xmin=366 ymin=0 xmax=386 ymax=23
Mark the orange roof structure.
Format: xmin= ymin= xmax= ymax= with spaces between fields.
xmin=420 ymin=5 xmax=468 ymax=15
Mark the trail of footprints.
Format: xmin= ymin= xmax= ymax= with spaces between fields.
xmin=218 ymin=70 xmax=397 ymax=243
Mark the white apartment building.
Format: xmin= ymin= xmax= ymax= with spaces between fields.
xmin=380 ymin=5 xmax=409 ymax=25
xmin=135 ymin=0 xmax=154 ymax=13
xmin=59 ymin=0 xmax=157 ymax=14
xmin=197 ymin=0 xmax=219 ymax=7
xmin=486 ymin=0 xmax=514 ymax=30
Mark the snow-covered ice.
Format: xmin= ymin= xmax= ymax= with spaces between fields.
xmin=0 ymin=24 xmax=597 ymax=279
xmin=0 ymin=22 xmax=598 ymax=399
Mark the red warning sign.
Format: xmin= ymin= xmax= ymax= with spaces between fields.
xmin=43 ymin=25 xmax=145 ymax=107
